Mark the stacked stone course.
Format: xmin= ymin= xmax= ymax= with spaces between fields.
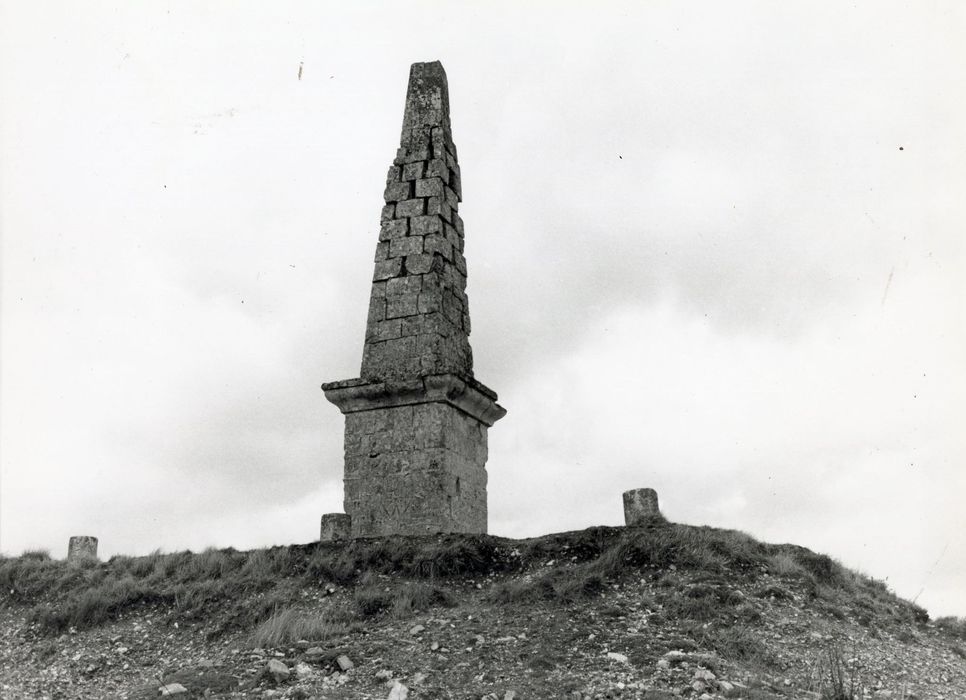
xmin=363 ymin=71 xmax=472 ymax=385
xmin=323 ymin=61 xmax=505 ymax=538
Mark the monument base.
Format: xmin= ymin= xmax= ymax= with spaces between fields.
xmin=323 ymin=374 xmax=505 ymax=538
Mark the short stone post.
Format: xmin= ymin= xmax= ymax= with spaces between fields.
xmin=320 ymin=514 xmax=351 ymax=542
xmin=623 ymin=488 xmax=663 ymax=525
xmin=67 ymin=536 xmax=98 ymax=562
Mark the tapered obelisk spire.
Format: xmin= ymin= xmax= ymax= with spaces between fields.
xmin=361 ymin=61 xmax=472 ymax=383
xmin=322 ymin=62 xmax=505 ymax=538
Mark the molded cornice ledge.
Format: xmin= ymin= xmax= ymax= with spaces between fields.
xmin=322 ymin=374 xmax=506 ymax=427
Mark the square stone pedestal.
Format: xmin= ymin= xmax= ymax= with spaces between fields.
xmin=323 ymin=373 xmax=505 ymax=537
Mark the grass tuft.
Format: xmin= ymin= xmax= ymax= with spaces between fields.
xmin=250 ymin=607 xmax=348 ymax=648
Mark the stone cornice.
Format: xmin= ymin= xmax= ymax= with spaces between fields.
xmin=322 ymin=373 xmax=506 ymax=427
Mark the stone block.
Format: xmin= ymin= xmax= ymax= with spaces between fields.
xmin=453 ymin=213 xmax=464 ymax=237
xmin=367 ymin=296 xmax=386 ymax=323
xmin=443 ymin=222 xmax=459 ymax=246
xmin=380 ymin=219 xmax=408 ymax=241
xmin=415 ymin=332 xmax=441 ymax=357
xmin=401 ymin=161 xmax=425 ymax=181
xmin=425 ymin=158 xmax=451 ymax=183
xmin=426 ymin=196 xmax=452 ymax=222
xmin=381 ymin=204 xmax=395 ymax=223
xmin=387 ymin=275 xmax=422 ymax=297
xmin=320 ymin=513 xmax=351 ymax=542
xmin=408 ymin=126 xmax=432 ymax=154
xmin=384 ymin=181 xmax=412 ymax=202
xmin=450 ymin=164 xmax=462 ymax=201
xmin=411 ymin=215 xmax=443 ymax=236
xmin=396 ymin=198 xmax=426 ymax=218
xmin=623 ymin=488 xmax=664 ymax=525
xmin=415 ymin=177 xmax=444 ymax=198
xmin=386 ymin=165 xmax=402 ymax=184
xmin=366 ymin=318 xmax=401 ymax=342
xmin=417 ymin=289 xmax=443 ymax=314
xmin=444 ymin=185 xmax=459 ymax=210
xmin=389 ymin=236 xmax=423 ymax=258
xmin=386 ymin=293 xmax=419 ymax=319
xmin=423 ymin=234 xmax=453 ymax=261
xmin=373 ymin=241 xmax=389 ymax=262
xmin=373 ymin=258 xmax=403 ymax=281
xmin=68 ymin=536 xmax=98 ymax=562
xmin=404 ymin=253 xmax=437 ymax=274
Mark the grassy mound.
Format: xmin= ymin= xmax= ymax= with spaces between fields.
xmin=0 ymin=524 xmax=934 ymax=641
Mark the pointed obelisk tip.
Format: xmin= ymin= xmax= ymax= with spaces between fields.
xmin=401 ymin=60 xmax=450 ymax=138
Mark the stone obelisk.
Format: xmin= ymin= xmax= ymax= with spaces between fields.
xmin=322 ymin=61 xmax=506 ymax=538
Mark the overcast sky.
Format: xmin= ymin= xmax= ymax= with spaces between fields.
xmin=1 ymin=2 xmax=964 ymax=617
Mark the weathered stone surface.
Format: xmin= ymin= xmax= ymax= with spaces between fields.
xmin=380 ymin=219 xmax=408 ymax=241
xmin=267 ymin=659 xmax=290 ymax=682
xmin=395 ymin=198 xmax=426 ymax=218
xmin=415 ymin=177 xmax=444 ymax=197
xmin=373 ymin=258 xmax=402 ymax=281
xmin=401 ymin=162 xmax=425 ymax=181
xmin=623 ymin=488 xmax=664 ymax=525
xmin=320 ymin=513 xmax=351 ymax=542
xmin=323 ymin=61 xmax=504 ymax=538
xmin=384 ymin=181 xmax=412 ymax=202
xmin=387 ymin=682 xmax=409 ymax=700
xmin=67 ymin=536 xmax=97 ymax=562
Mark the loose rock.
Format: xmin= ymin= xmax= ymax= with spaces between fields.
xmin=387 ymin=681 xmax=409 ymax=699
xmin=267 ymin=659 xmax=290 ymax=683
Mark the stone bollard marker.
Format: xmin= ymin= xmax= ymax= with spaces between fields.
xmin=67 ymin=536 xmax=98 ymax=562
xmin=623 ymin=488 xmax=663 ymax=525
xmin=320 ymin=514 xmax=352 ymax=542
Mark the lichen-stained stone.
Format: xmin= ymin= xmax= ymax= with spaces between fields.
xmin=380 ymin=219 xmax=408 ymax=241
xmin=320 ymin=513 xmax=351 ymax=542
xmin=402 ymin=162 xmax=425 ymax=181
xmin=425 ymin=196 xmax=452 ymax=222
xmin=425 ymin=158 xmax=451 ymax=183
xmin=444 ymin=186 xmax=459 ymax=211
xmin=323 ymin=61 xmax=504 ymax=538
xmin=405 ymin=253 xmax=437 ymax=275
xmin=68 ymin=536 xmax=98 ymax=562
xmin=373 ymin=258 xmax=402 ymax=281
xmin=396 ymin=198 xmax=426 ymax=218
xmin=423 ymin=234 xmax=453 ymax=261
xmin=389 ymin=236 xmax=423 ymax=258
xmin=415 ymin=177 xmax=444 ymax=198
xmin=386 ymin=293 xmax=419 ymax=319
xmin=411 ymin=215 xmax=443 ymax=236
xmin=384 ymin=181 xmax=412 ymax=202
xmin=623 ymin=488 xmax=664 ymax=525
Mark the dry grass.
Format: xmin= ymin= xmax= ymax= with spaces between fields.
xmin=0 ymin=523 xmax=936 ymax=642
xmin=249 ymin=607 xmax=349 ymax=648
xmin=767 ymin=551 xmax=806 ymax=577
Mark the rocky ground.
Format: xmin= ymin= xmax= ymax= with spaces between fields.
xmin=1 ymin=526 xmax=964 ymax=699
